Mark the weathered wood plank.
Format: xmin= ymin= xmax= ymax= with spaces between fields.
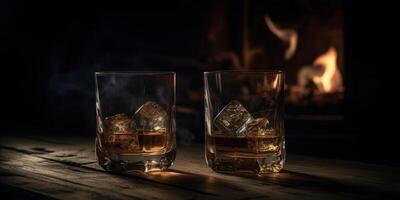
xmin=0 ymin=148 xmax=220 ymax=200
xmin=0 ymin=136 xmax=399 ymax=200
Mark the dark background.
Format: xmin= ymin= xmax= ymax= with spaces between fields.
xmin=0 ymin=1 xmax=392 ymax=165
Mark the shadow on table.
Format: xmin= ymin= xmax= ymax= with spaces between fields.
xmin=122 ymin=169 xmax=398 ymax=199
xmin=227 ymin=169 xmax=398 ymax=198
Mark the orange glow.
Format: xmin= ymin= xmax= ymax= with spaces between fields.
xmin=312 ymin=47 xmax=342 ymax=92
xmin=265 ymin=16 xmax=298 ymax=60
xmin=272 ymin=75 xmax=279 ymax=89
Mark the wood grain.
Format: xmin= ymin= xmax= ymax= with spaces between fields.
xmin=0 ymin=136 xmax=399 ymax=200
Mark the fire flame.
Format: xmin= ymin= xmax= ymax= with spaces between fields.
xmin=272 ymin=75 xmax=279 ymax=89
xmin=311 ymin=47 xmax=343 ymax=92
xmin=264 ymin=16 xmax=298 ymax=60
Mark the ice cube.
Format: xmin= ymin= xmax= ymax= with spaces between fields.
xmin=257 ymin=137 xmax=280 ymax=152
xmin=214 ymin=100 xmax=253 ymax=137
xmin=103 ymin=113 xmax=139 ymax=151
xmin=133 ymin=101 xmax=168 ymax=132
xmin=247 ymin=136 xmax=280 ymax=153
xmin=245 ymin=118 xmax=280 ymax=153
xmin=244 ymin=118 xmax=276 ymax=137
xmin=104 ymin=113 xmax=136 ymax=135
xmin=105 ymin=134 xmax=140 ymax=152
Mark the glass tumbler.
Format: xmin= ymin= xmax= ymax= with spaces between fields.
xmin=204 ymin=70 xmax=285 ymax=174
xmin=95 ymin=71 xmax=176 ymax=172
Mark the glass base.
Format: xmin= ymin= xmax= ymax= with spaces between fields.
xmin=206 ymin=151 xmax=285 ymax=175
xmin=96 ymin=147 xmax=176 ymax=172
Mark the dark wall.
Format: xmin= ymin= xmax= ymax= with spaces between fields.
xmin=344 ymin=1 xmax=392 ymax=164
xmin=1 ymin=0 xmax=212 ymax=135
xmin=1 ymin=1 xmax=390 ymax=164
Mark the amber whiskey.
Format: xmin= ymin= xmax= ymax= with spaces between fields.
xmin=99 ymin=130 xmax=175 ymax=155
xmin=206 ymin=134 xmax=285 ymax=174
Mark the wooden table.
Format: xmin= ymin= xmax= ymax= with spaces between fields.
xmin=0 ymin=136 xmax=399 ymax=199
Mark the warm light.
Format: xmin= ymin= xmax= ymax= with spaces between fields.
xmin=265 ymin=16 xmax=298 ymax=60
xmin=312 ymin=47 xmax=342 ymax=92
xmin=272 ymin=75 xmax=279 ymax=89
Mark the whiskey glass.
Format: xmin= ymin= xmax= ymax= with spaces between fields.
xmin=95 ymin=71 xmax=176 ymax=172
xmin=204 ymin=70 xmax=285 ymax=174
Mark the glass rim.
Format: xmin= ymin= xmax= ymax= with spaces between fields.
xmin=95 ymin=71 xmax=175 ymax=75
xmin=203 ymin=70 xmax=284 ymax=75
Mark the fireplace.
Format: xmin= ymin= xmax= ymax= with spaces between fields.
xmin=2 ymin=1 xmax=347 ymax=140
xmin=2 ymin=0 xmax=389 ymax=165
xmin=205 ymin=0 xmax=345 ymax=119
